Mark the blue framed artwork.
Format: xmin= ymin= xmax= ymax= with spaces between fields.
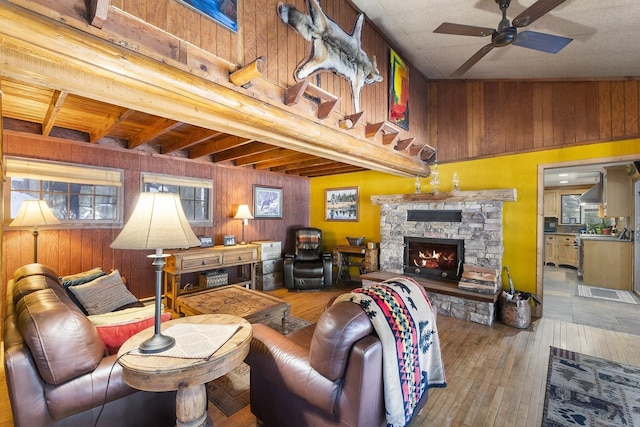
xmin=179 ymin=0 xmax=238 ymax=32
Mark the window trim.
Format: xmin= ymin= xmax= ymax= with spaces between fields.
xmin=4 ymin=156 xmax=124 ymax=228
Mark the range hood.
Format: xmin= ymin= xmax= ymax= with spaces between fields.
xmin=578 ymin=172 xmax=603 ymax=204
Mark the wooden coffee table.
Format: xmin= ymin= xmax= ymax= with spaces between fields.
xmin=176 ymin=285 xmax=291 ymax=333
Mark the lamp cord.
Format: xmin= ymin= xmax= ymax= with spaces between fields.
xmin=93 ymin=349 xmax=135 ymax=427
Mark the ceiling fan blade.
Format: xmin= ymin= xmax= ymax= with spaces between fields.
xmin=512 ymin=0 xmax=567 ymax=28
xmin=434 ymin=22 xmax=496 ymax=37
xmin=451 ymin=44 xmax=495 ymax=77
xmin=513 ymin=30 xmax=572 ymax=53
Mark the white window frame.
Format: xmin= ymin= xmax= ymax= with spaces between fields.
xmin=4 ymin=156 xmax=124 ymax=227
xmin=141 ymin=172 xmax=213 ymax=227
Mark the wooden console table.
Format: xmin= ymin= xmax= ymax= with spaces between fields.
xmin=164 ymin=244 xmax=258 ymax=313
xmin=333 ymin=245 xmax=379 ymax=284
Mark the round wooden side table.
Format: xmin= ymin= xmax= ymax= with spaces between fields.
xmin=118 ymin=314 xmax=252 ymax=427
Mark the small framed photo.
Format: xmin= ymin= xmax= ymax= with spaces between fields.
xmin=253 ymin=185 xmax=283 ymax=219
xmin=199 ymin=236 xmax=213 ymax=247
xmin=325 ymin=187 xmax=359 ymax=221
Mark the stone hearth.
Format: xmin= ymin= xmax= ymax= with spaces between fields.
xmin=371 ymin=190 xmax=517 ymax=325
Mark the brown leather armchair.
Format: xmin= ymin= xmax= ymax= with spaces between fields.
xmin=283 ymin=227 xmax=333 ymax=290
xmin=245 ymin=301 xmax=429 ymax=427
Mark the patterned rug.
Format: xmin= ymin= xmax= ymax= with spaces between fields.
xmin=577 ymin=285 xmax=638 ymax=305
xmin=542 ymin=346 xmax=640 ymax=426
xmin=207 ymin=316 xmax=312 ymax=416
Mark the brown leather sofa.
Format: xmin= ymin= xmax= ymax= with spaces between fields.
xmin=245 ymin=300 xmax=429 ymax=427
xmin=3 ymin=263 xmax=176 ymax=427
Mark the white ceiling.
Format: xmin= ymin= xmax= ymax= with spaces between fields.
xmin=351 ymin=0 xmax=640 ymax=80
xmin=349 ymin=0 xmax=640 ymax=185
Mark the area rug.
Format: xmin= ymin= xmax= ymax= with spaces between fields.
xmin=542 ymin=346 xmax=640 ymax=426
xmin=207 ymin=316 xmax=312 ymax=416
xmin=577 ymin=285 xmax=638 ymax=305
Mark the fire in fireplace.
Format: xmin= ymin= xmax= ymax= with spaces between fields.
xmin=404 ymin=237 xmax=464 ymax=282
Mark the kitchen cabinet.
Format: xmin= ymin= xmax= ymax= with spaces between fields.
xmin=582 ymin=239 xmax=632 ymax=290
xmin=556 ymin=235 xmax=577 ymax=268
xmin=544 ymin=190 xmax=559 ymax=217
xmin=603 ymin=166 xmax=632 ymax=217
xmin=545 ymin=235 xmax=557 ymax=265
xmin=545 ymin=234 xmax=577 ymax=268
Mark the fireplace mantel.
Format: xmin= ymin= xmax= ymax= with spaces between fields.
xmin=371 ymin=189 xmax=517 ymax=205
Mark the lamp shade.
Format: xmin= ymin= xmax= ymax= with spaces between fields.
xmin=10 ymin=200 xmax=60 ymax=228
xmin=111 ymin=193 xmax=201 ymax=250
xmin=233 ymin=204 xmax=254 ymax=220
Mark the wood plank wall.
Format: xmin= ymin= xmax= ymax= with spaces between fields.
xmin=2 ymin=133 xmax=310 ymax=298
xmin=429 ymin=80 xmax=640 ymax=163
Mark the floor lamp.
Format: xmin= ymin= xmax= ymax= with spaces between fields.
xmin=233 ymin=204 xmax=254 ymax=244
xmin=111 ymin=193 xmax=201 ymax=354
xmin=10 ymin=200 xmax=60 ymax=263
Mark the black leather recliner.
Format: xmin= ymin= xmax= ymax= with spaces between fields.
xmin=283 ymin=227 xmax=333 ymax=290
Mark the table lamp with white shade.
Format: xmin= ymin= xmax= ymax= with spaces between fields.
xmin=111 ymin=192 xmax=201 ymax=354
xmin=10 ymin=199 xmax=61 ymax=263
xmin=233 ymin=204 xmax=253 ymax=245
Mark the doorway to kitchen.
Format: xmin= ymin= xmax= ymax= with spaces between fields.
xmin=538 ymin=157 xmax=640 ymax=334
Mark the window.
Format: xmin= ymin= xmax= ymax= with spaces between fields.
xmin=560 ymin=194 xmax=581 ymax=224
xmin=4 ymin=157 xmax=123 ymax=226
xmin=141 ymin=173 xmax=212 ymax=225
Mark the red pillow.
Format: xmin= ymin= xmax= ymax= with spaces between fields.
xmin=96 ymin=312 xmax=172 ymax=354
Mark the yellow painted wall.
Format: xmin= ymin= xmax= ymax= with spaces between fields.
xmin=310 ymin=139 xmax=640 ymax=295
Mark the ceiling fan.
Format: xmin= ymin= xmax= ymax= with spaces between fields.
xmin=434 ymin=0 xmax=573 ymax=77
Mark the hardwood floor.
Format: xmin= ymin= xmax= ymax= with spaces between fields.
xmin=3 ymin=283 xmax=640 ymax=427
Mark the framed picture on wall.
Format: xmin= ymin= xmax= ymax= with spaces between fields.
xmin=389 ymin=48 xmax=409 ymax=130
xmin=253 ymin=185 xmax=283 ymax=219
xmin=325 ymin=187 xmax=358 ymax=221
xmin=178 ymin=0 xmax=238 ymax=32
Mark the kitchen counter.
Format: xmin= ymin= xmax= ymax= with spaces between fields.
xmin=581 ymin=238 xmax=633 ymax=290
xmin=577 ymin=234 xmax=632 ymax=242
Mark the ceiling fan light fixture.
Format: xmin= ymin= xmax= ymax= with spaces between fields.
xmin=492 ymin=27 xmax=517 ymax=47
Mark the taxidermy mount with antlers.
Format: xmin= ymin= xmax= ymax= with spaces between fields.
xmin=278 ymin=0 xmax=383 ymax=113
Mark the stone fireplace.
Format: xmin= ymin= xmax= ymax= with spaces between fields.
xmin=371 ymin=189 xmax=516 ymax=325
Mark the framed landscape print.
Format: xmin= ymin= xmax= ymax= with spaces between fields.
xmin=389 ymin=48 xmax=409 ymax=130
xmin=178 ymin=0 xmax=238 ymax=32
xmin=253 ymin=185 xmax=283 ymax=219
xmin=325 ymin=187 xmax=358 ymax=221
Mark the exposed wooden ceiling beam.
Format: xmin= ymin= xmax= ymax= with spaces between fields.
xmin=271 ymin=157 xmax=335 ymax=173
xmin=302 ymin=165 xmax=364 ymax=177
xmin=213 ymin=142 xmax=273 ymax=162
xmin=128 ymin=116 xmax=181 ymax=149
xmin=90 ymin=108 xmax=135 ymax=142
xmin=42 ymin=89 xmax=67 ymax=136
xmin=253 ymin=153 xmax=315 ymax=170
xmin=0 ymin=4 xmax=429 ymax=177
xmin=161 ymin=127 xmax=220 ymax=154
xmin=189 ymin=135 xmax=251 ymax=158
xmin=233 ymin=147 xmax=293 ymax=166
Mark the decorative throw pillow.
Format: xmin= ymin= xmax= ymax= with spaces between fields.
xmin=68 ymin=270 xmax=139 ymax=315
xmin=60 ymin=267 xmax=106 ymax=287
xmin=60 ymin=267 xmax=107 ymax=314
xmin=89 ymin=305 xmax=172 ymax=354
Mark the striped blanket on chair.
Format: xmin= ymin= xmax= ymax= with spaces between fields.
xmin=335 ymin=276 xmax=446 ymax=427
